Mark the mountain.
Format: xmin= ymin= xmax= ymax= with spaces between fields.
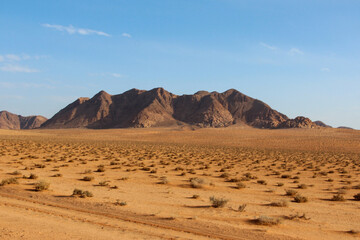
xmin=0 ymin=111 xmax=47 ymax=130
xmin=41 ymin=88 xmax=320 ymax=129
xmin=314 ymin=121 xmax=332 ymax=128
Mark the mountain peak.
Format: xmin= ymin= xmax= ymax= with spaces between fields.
xmin=40 ymin=88 xmax=319 ymax=129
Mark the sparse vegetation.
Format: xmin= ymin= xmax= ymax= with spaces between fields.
xmin=34 ymin=181 xmax=50 ymax=191
xmin=209 ymin=196 xmax=228 ymax=208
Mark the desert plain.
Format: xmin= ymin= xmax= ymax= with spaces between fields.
xmin=0 ymin=127 xmax=359 ymax=240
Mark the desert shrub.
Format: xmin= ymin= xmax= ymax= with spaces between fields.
xmin=209 ymin=196 xmax=228 ymax=208
xmin=192 ymin=194 xmax=200 ymax=199
xmin=35 ymin=164 xmax=45 ymax=168
xmin=34 ymin=181 xmax=50 ymax=191
xmin=281 ymin=174 xmax=291 ymax=179
xmin=11 ymin=171 xmax=21 ymax=175
xmin=353 ymin=193 xmax=360 ymax=201
xmin=270 ymin=200 xmax=289 ymax=207
xmin=51 ymin=173 xmax=62 ymax=177
xmin=257 ymin=180 xmax=267 ymax=185
xmin=190 ymin=177 xmax=205 ymax=188
xmin=276 ymin=182 xmax=284 ymax=187
xmin=235 ymin=182 xmax=246 ymax=189
xmin=0 ymin=177 xmax=19 ymax=186
xmin=99 ymin=181 xmax=109 ymax=186
xmin=287 ymin=213 xmax=310 ymax=220
xmin=96 ymin=165 xmax=105 ymax=172
xmin=219 ymin=173 xmax=230 ymax=178
xmin=285 ymin=189 xmax=298 ymax=196
xmin=331 ymin=194 xmax=345 ymax=201
xmin=353 ymin=184 xmax=360 ymax=189
xmin=238 ymin=204 xmax=247 ymax=212
xmin=298 ymin=184 xmax=307 ymax=189
xmin=114 ymin=199 xmax=127 ymax=206
xmin=254 ymin=216 xmax=282 ymax=226
xmin=159 ymin=176 xmax=168 ymax=184
xmin=28 ymin=173 xmax=38 ymax=179
xmin=72 ymin=188 xmax=93 ymax=198
xmin=294 ymin=194 xmax=308 ymax=203
xmin=82 ymin=176 xmax=94 ymax=181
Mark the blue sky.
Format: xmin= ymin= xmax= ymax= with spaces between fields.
xmin=0 ymin=0 xmax=359 ymax=129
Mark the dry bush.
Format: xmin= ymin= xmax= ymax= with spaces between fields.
xmin=72 ymin=188 xmax=93 ymax=198
xmin=285 ymin=189 xmax=298 ymax=196
xmin=34 ymin=181 xmax=50 ymax=191
xmin=114 ymin=199 xmax=127 ymax=206
xmin=254 ymin=216 xmax=282 ymax=226
xmin=209 ymin=196 xmax=229 ymax=208
xmin=257 ymin=180 xmax=267 ymax=185
xmin=235 ymin=182 xmax=246 ymax=189
xmin=82 ymin=176 xmax=94 ymax=181
xmin=353 ymin=193 xmax=360 ymax=201
xmin=159 ymin=176 xmax=168 ymax=184
xmin=331 ymin=194 xmax=345 ymax=201
xmin=237 ymin=204 xmax=247 ymax=212
xmin=190 ymin=177 xmax=205 ymax=188
xmin=270 ymin=200 xmax=289 ymax=207
xmin=294 ymin=194 xmax=308 ymax=203
xmin=0 ymin=177 xmax=19 ymax=186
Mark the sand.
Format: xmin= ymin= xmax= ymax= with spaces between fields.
xmin=0 ymin=127 xmax=359 ymax=239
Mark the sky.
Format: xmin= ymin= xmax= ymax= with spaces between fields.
xmin=0 ymin=0 xmax=359 ymax=129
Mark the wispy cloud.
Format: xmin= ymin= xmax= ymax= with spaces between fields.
xmin=260 ymin=42 xmax=277 ymax=51
xmin=89 ymin=72 xmax=125 ymax=78
xmin=321 ymin=67 xmax=330 ymax=72
xmin=288 ymin=48 xmax=304 ymax=55
xmin=42 ymin=24 xmax=111 ymax=37
xmin=122 ymin=33 xmax=132 ymax=38
xmin=0 ymin=65 xmax=39 ymax=73
xmin=0 ymin=54 xmax=48 ymax=62
xmin=111 ymin=73 xmax=123 ymax=78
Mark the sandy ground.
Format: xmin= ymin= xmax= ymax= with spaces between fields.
xmin=0 ymin=127 xmax=359 ymax=240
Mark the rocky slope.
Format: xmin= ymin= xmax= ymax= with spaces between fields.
xmin=0 ymin=111 xmax=47 ymax=130
xmin=41 ymin=88 xmax=321 ymax=129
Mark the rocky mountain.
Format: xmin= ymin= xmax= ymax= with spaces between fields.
xmin=0 ymin=111 xmax=47 ymax=130
xmin=41 ymin=88 xmax=321 ymax=129
xmin=314 ymin=121 xmax=332 ymax=128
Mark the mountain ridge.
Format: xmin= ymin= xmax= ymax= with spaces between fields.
xmin=0 ymin=111 xmax=47 ymax=130
xmin=40 ymin=88 xmax=325 ymax=129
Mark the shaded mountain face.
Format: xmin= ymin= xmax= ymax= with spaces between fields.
xmin=41 ymin=88 xmax=320 ymax=129
xmin=0 ymin=111 xmax=47 ymax=130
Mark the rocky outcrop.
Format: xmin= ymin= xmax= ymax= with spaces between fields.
xmin=0 ymin=111 xmax=47 ymax=129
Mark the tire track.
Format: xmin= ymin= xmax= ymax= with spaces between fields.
xmin=0 ymin=189 xmax=294 ymax=240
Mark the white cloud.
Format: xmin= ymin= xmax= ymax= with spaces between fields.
xmin=122 ymin=33 xmax=132 ymax=38
xmin=260 ymin=42 xmax=277 ymax=51
xmin=42 ymin=24 xmax=111 ymax=37
xmin=289 ymin=48 xmax=304 ymax=55
xmin=111 ymin=73 xmax=123 ymax=78
xmin=0 ymin=65 xmax=39 ymax=73
xmin=321 ymin=67 xmax=330 ymax=72
xmin=5 ymin=54 xmax=22 ymax=61
xmin=0 ymin=54 xmax=47 ymax=62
